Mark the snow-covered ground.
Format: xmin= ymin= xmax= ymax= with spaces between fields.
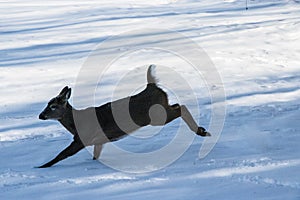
xmin=1 ymin=0 xmax=300 ymax=199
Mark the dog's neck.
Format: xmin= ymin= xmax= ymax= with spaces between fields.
xmin=59 ymin=102 xmax=77 ymax=135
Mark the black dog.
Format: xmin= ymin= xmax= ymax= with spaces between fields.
xmin=38 ymin=65 xmax=210 ymax=168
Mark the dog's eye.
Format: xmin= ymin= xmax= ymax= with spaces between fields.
xmin=50 ymin=104 xmax=58 ymax=111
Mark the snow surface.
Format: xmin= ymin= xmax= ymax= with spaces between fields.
xmin=1 ymin=0 xmax=300 ymax=199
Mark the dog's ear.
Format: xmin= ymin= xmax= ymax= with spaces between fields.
xmin=58 ymin=86 xmax=71 ymax=101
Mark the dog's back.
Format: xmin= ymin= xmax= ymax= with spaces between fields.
xmin=95 ymin=65 xmax=169 ymax=141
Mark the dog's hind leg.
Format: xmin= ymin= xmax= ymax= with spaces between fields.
xmin=164 ymin=104 xmax=181 ymax=124
xmin=162 ymin=104 xmax=210 ymax=137
xmin=180 ymin=105 xmax=211 ymax=137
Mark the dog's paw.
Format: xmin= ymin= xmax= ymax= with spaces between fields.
xmin=197 ymin=127 xmax=211 ymax=137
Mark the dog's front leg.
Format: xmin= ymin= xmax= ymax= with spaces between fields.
xmin=37 ymin=140 xmax=84 ymax=168
xmin=93 ymin=144 xmax=103 ymax=160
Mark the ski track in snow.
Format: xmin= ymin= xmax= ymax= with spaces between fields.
xmin=1 ymin=0 xmax=300 ymax=199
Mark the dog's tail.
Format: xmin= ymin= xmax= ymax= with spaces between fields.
xmin=147 ymin=64 xmax=158 ymax=84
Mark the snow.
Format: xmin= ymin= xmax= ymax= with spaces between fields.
xmin=1 ymin=0 xmax=300 ymax=199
